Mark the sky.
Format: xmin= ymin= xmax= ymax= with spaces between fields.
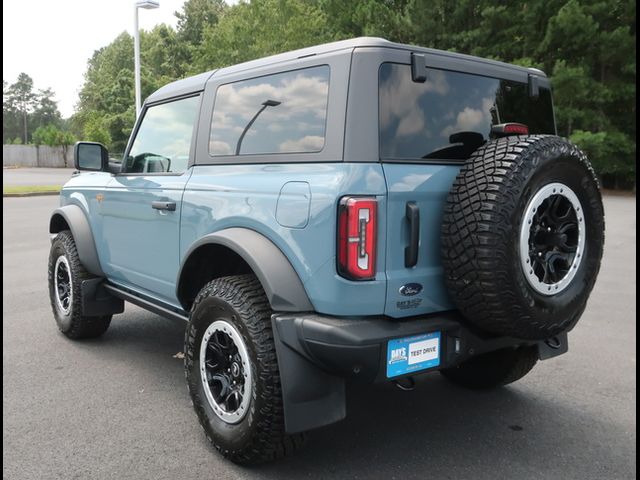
xmin=3 ymin=0 xmax=204 ymax=118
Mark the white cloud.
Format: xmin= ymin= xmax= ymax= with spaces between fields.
xmin=389 ymin=173 xmax=434 ymax=192
xmin=440 ymin=96 xmax=495 ymax=138
xmin=278 ymin=135 xmax=324 ymax=153
xmin=396 ymin=108 xmax=425 ymax=137
xmin=268 ymin=123 xmax=285 ymax=132
xmin=210 ymin=140 xmax=232 ymax=156
xmin=210 ymin=68 xmax=329 ymax=153
xmin=379 ymin=66 xmax=450 ymax=139
xmin=213 ymin=70 xmax=329 ymax=125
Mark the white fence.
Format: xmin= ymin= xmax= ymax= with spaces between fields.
xmin=3 ymin=145 xmax=74 ymax=168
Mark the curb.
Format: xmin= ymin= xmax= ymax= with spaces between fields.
xmin=3 ymin=191 xmax=61 ymax=198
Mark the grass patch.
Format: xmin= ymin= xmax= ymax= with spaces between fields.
xmin=3 ymin=184 xmax=62 ymax=195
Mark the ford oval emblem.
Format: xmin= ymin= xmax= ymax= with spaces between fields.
xmin=399 ymin=283 xmax=423 ymax=296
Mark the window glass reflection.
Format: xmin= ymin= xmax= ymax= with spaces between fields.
xmin=379 ymin=63 xmax=555 ymax=160
xmin=127 ymin=95 xmax=200 ymax=173
xmin=210 ymin=66 xmax=330 ymax=156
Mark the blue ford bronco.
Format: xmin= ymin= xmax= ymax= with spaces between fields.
xmin=48 ymin=37 xmax=604 ymax=463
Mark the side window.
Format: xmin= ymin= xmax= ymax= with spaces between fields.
xmin=209 ymin=65 xmax=330 ymax=156
xmin=126 ymin=95 xmax=200 ymax=173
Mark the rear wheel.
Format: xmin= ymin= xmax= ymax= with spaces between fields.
xmin=48 ymin=230 xmax=111 ymax=339
xmin=440 ymin=346 xmax=538 ymax=389
xmin=184 ymin=274 xmax=304 ymax=464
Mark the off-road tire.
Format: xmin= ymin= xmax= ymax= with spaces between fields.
xmin=48 ymin=230 xmax=112 ymax=339
xmin=184 ymin=274 xmax=305 ymax=464
xmin=441 ymin=346 xmax=539 ymax=389
xmin=441 ymin=135 xmax=604 ymax=340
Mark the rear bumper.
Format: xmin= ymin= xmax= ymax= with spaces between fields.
xmin=271 ymin=311 xmax=567 ymax=433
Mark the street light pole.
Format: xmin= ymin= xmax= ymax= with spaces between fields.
xmin=235 ymin=100 xmax=281 ymax=155
xmin=134 ymin=0 xmax=159 ymax=117
xmin=134 ymin=5 xmax=141 ymax=116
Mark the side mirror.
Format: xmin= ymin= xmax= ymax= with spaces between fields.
xmin=74 ymin=142 xmax=109 ymax=171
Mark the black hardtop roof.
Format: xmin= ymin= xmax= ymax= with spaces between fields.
xmin=146 ymin=36 xmax=546 ymax=104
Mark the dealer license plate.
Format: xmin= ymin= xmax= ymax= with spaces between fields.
xmin=386 ymin=332 xmax=441 ymax=378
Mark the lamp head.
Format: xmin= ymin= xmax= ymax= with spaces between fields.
xmin=136 ymin=0 xmax=159 ymax=9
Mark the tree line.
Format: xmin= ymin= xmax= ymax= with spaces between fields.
xmin=10 ymin=0 xmax=638 ymax=187
xmin=2 ymin=74 xmax=74 ymax=148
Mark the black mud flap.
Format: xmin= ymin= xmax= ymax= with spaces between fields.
xmin=271 ymin=315 xmax=346 ymax=434
xmin=537 ymin=332 xmax=569 ymax=360
xmin=81 ymin=279 xmax=124 ymax=316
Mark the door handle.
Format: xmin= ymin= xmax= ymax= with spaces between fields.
xmin=151 ymin=201 xmax=176 ymax=212
xmin=404 ymin=201 xmax=420 ymax=268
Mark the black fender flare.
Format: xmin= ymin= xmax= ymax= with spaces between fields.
xmin=177 ymin=228 xmax=313 ymax=312
xmin=49 ymin=205 xmax=105 ymax=277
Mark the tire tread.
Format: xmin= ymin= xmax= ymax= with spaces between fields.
xmin=48 ymin=230 xmax=111 ymax=339
xmin=185 ymin=274 xmax=304 ymax=464
xmin=441 ymin=135 xmax=604 ymax=339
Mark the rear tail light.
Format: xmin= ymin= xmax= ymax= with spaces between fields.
xmin=491 ymin=123 xmax=529 ymax=136
xmin=337 ymin=197 xmax=377 ymax=280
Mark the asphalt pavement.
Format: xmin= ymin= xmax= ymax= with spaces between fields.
xmin=2 ymin=167 xmax=76 ymax=187
xmin=2 ymin=194 xmax=636 ymax=480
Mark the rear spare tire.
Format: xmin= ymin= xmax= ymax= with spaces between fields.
xmin=441 ymin=135 xmax=604 ymax=340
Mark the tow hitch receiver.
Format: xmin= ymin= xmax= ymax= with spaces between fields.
xmin=538 ymin=332 xmax=569 ymax=360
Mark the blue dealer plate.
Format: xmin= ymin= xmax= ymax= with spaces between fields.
xmin=386 ymin=332 xmax=441 ymax=378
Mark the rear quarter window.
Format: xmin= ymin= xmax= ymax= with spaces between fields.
xmin=379 ymin=63 xmax=555 ymax=161
xmin=209 ymin=65 xmax=330 ymax=156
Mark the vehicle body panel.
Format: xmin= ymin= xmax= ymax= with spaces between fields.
xmin=99 ymin=172 xmax=192 ymax=304
xmin=181 ymin=163 xmax=388 ymax=315
xmin=59 ymin=171 xmax=115 ymax=273
xmin=381 ymin=163 xmax=460 ymax=317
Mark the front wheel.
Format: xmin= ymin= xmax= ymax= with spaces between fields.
xmin=48 ymin=230 xmax=111 ymax=339
xmin=184 ymin=274 xmax=304 ymax=464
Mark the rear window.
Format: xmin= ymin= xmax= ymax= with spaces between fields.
xmin=379 ymin=63 xmax=555 ymax=161
xmin=209 ymin=65 xmax=330 ymax=156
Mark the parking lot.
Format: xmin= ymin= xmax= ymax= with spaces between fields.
xmin=2 ymin=194 xmax=636 ymax=480
xmin=2 ymin=167 xmax=76 ymax=187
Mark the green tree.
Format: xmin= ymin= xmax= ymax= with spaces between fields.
xmin=33 ymin=124 xmax=75 ymax=146
xmin=76 ymin=26 xmax=187 ymax=152
xmin=320 ymin=0 xmax=412 ymax=42
xmin=571 ymin=130 xmax=635 ymax=188
xmin=32 ymin=124 xmax=76 ymax=166
xmin=176 ymin=0 xmax=227 ymax=46
xmin=194 ymin=0 xmax=332 ymax=72
xmin=77 ymin=33 xmax=136 ymax=152
xmin=3 ymin=80 xmax=19 ymax=144
xmin=83 ymin=113 xmax=112 ymax=147
xmin=4 ymin=76 xmax=63 ymax=144
xmin=32 ymin=88 xmax=62 ymax=129
xmin=539 ymin=0 xmax=636 ymax=186
xmin=6 ymin=73 xmax=37 ymax=144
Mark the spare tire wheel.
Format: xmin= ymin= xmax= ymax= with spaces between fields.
xmin=441 ymin=135 xmax=604 ymax=340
